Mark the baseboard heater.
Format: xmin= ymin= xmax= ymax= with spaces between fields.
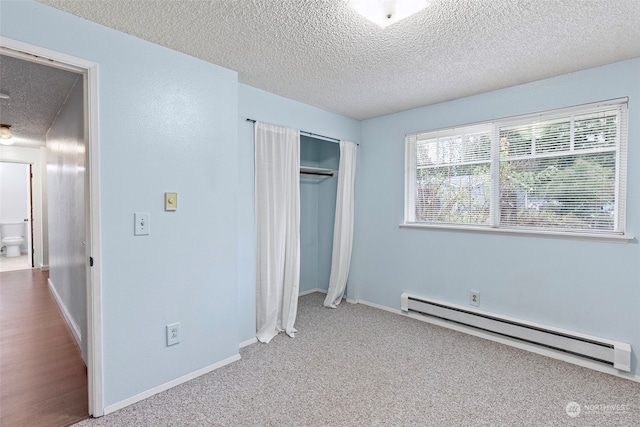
xmin=400 ymin=293 xmax=631 ymax=372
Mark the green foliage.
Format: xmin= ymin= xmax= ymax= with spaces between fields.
xmin=415 ymin=164 xmax=490 ymax=224
xmin=415 ymin=113 xmax=618 ymax=231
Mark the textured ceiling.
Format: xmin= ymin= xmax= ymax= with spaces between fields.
xmin=28 ymin=0 xmax=640 ymax=120
xmin=0 ymin=54 xmax=80 ymax=147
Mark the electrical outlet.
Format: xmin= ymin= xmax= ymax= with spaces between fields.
xmin=166 ymin=323 xmax=180 ymax=346
xmin=470 ymin=290 xmax=480 ymax=307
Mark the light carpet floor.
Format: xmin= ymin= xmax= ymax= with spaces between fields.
xmin=74 ymin=292 xmax=640 ymax=426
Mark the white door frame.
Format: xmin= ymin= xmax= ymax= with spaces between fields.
xmin=0 ymin=37 xmax=104 ymax=416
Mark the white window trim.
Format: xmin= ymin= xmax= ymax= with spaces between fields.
xmin=399 ymin=222 xmax=633 ymax=242
xmin=403 ymin=98 xmax=632 ymax=241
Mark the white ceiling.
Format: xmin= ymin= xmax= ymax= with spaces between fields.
xmin=29 ymin=0 xmax=640 ymax=120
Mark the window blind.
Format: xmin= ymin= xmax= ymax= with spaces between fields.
xmin=405 ymin=99 xmax=628 ymax=236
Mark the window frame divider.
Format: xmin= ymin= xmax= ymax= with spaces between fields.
xmin=404 ymin=98 xmax=629 ymax=238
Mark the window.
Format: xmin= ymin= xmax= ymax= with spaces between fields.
xmin=404 ymin=99 xmax=628 ymax=237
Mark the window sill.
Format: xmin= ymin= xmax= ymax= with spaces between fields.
xmin=399 ymin=223 xmax=634 ymax=243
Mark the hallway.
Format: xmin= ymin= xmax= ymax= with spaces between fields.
xmin=0 ymin=268 xmax=88 ymax=427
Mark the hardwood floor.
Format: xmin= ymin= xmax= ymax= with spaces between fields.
xmin=0 ymin=269 xmax=88 ymax=427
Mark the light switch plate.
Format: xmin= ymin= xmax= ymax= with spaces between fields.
xmin=134 ymin=212 xmax=150 ymax=235
xmin=165 ymin=192 xmax=177 ymax=211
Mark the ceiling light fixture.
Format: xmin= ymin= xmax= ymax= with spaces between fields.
xmin=351 ymin=0 xmax=429 ymax=28
xmin=0 ymin=92 xmax=9 ymax=99
xmin=0 ymin=125 xmax=14 ymax=145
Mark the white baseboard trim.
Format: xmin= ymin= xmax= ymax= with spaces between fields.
xmin=104 ymin=353 xmax=241 ymax=415
xmin=40 ymin=264 xmax=49 ymax=271
xmin=356 ymin=296 xmax=640 ymax=383
xmin=239 ymin=337 xmax=257 ymax=348
xmin=357 ymin=298 xmax=403 ymax=315
xmin=47 ymin=278 xmax=81 ymax=345
xmin=299 ymin=288 xmax=327 ymax=296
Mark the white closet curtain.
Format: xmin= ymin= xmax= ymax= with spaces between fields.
xmin=324 ymin=140 xmax=357 ymax=308
xmin=255 ymin=122 xmax=301 ymax=343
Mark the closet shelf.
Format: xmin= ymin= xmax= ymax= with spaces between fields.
xmin=300 ymin=166 xmax=335 ymax=177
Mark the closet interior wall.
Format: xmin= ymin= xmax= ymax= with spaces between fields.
xmin=299 ymin=136 xmax=340 ymax=294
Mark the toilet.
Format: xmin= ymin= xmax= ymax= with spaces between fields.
xmin=0 ymin=223 xmax=25 ymax=258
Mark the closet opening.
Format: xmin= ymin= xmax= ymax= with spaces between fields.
xmin=299 ymin=135 xmax=340 ymax=296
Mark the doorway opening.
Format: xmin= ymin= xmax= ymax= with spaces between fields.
xmin=0 ymin=161 xmax=34 ymax=272
xmin=0 ymin=37 xmax=103 ymax=417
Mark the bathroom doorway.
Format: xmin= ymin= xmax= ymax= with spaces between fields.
xmin=0 ymin=161 xmax=34 ymax=272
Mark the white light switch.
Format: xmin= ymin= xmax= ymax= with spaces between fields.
xmin=134 ymin=212 xmax=150 ymax=235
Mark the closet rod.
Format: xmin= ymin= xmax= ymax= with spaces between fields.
xmin=300 ymin=166 xmax=334 ymax=177
xmin=301 ymin=170 xmax=334 ymax=177
xmin=246 ymin=118 xmax=358 ymax=145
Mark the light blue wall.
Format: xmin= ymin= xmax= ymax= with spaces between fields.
xmin=237 ymin=84 xmax=360 ymax=342
xmin=299 ymin=137 xmax=340 ymax=293
xmin=300 ymin=137 xmax=321 ymax=292
xmin=315 ymin=141 xmax=340 ymax=291
xmin=354 ymin=58 xmax=640 ymax=375
xmin=1 ymin=1 xmax=240 ymax=406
